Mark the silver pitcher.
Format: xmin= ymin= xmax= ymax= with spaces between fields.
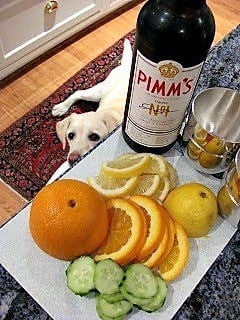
xmin=181 ymin=87 xmax=240 ymax=174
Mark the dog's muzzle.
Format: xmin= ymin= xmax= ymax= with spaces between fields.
xmin=68 ymin=152 xmax=81 ymax=165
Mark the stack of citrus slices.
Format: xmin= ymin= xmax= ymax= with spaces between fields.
xmin=93 ymin=194 xmax=189 ymax=282
xmin=87 ymin=152 xmax=178 ymax=203
xmin=86 ymin=152 xmax=189 ymax=282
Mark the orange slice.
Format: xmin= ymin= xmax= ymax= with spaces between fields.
xmin=129 ymin=195 xmax=165 ymax=261
xmin=141 ymin=223 xmax=168 ymax=268
xmin=157 ymin=222 xmax=190 ymax=282
xmin=94 ymin=198 xmax=147 ymax=265
xmin=132 ymin=205 xmax=149 ymax=259
xmin=156 ymin=206 xmax=176 ymax=264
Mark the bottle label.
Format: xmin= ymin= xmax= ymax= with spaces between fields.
xmin=125 ymin=50 xmax=203 ymax=147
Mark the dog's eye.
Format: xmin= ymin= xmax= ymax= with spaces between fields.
xmin=88 ymin=133 xmax=100 ymax=142
xmin=68 ymin=132 xmax=75 ymax=140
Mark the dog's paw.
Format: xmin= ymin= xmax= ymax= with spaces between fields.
xmin=52 ymin=102 xmax=69 ymax=117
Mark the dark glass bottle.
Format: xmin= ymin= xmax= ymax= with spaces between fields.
xmin=122 ymin=0 xmax=215 ymax=154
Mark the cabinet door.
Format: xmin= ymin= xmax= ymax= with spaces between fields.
xmin=104 ymin=0 xmax=133 ymax=12
xmin=0 ymin=0 xmax=101 ymax=79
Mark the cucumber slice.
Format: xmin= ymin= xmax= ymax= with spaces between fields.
xmin=66 ymin=256 xmax=96 ymax=295
xmin=124 ymin=264 xmax=158 ymax=298
xmin=97 ymin=295 xmax=132 ymax=319
xmin=94 ymin=259 xmax=124 ymax=294
xmin=140 ymin=276 xmax=167 ymax=312
xmin=96 ymin=302 xmax=125 ymax=320
xmin=101 ymin=292 xmax=123 ymax=303
xmin=120 ymin=284 xmax=153 ymax=306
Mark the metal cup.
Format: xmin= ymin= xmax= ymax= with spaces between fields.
xmin=217 ymin=148 xmax=240 ymax=226
xmin=181 ymin=87 xmax=240 ymax=174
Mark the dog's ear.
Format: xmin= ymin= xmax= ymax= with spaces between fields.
xmin=56 ymin=115 xmax=73 ymax=150
xmin=101 ymin=111 xmax=122 ymax=133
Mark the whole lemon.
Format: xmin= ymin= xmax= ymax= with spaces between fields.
xmin=198 ymin=137 xmax=225 ymax=169
xmin=163 ymin=183 xmax=218 ymax=238
xmin=187 ymin=140 xmax=202 ymax=160
xmin=217 ymin=185 xmax=235 ymax=216
xmin=217 ymin=176 xmax=239 ymax=216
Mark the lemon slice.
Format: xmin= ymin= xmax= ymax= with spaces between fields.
xmin=128 ymin=174 xmax=160 ymax=197
xmin=126 ymin=153 xmax=167 ymax=176
xmin=144 ymin=154 xmax=167 ymax=176
xmin=193 ymin=125 xmax=208 ymax=146
xmin=87 ymin=175 xmax=139 ymax=199
xmin=116 ymin=152 xmax=136 ymax=161
xmin=122 ymin=152 xmax=177 ymax=191
xmin=151 ymin=176 xmax=170 ymax=203
xmin=165 ymin=162 xmax=179 ymax=190
xmin=101 ymin=155 xmax=151 ymax=178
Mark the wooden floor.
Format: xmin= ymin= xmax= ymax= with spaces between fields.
xmin=0 ymin=0 xmax=239 ymax=226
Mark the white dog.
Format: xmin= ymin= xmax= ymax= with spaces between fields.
xmin=52 ymin=39 xmax=132 ymax=165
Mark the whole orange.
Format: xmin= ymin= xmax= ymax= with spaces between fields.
xmin=29 ymin=179 xmax=109 ymax=260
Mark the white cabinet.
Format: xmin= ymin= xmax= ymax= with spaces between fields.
xmin=104 ymin=0 xmax=135 ymax=11
xmin=0 ymin=0 xmax=133 ymax=80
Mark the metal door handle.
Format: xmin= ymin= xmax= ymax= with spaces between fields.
xmin=45 ymin=0 xmax=59 ymax=13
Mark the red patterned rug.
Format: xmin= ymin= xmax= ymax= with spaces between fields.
xmin=1 ymin=24 xmax=239 ymax=201
xmin=0 ymin=31 xmax=135 ymax=201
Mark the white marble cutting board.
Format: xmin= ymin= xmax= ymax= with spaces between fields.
xmin=0 ymin=128 xmax=237 ymax=320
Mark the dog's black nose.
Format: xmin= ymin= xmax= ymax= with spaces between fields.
xmin=68 ymin=152 xmax=80 ymax=165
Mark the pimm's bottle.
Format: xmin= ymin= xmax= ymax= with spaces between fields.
xmin=122 ymin=0 xmax=215 ymax=153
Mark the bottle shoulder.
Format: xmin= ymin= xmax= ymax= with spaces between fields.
xmin=137 ymin=4 xmax=215 ymax=41
xmin=136 ymin=2 xmax=215 ymax=65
